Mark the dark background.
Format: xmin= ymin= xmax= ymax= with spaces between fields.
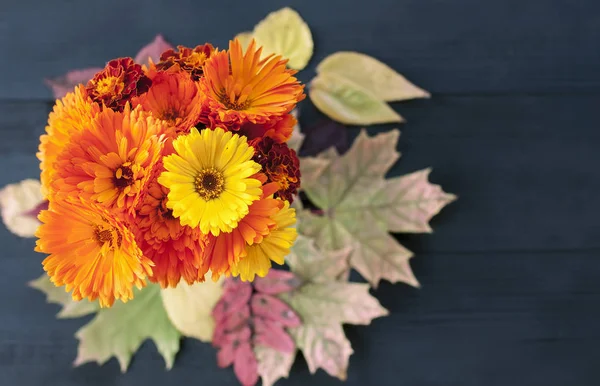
xmin=1 ymin=1 xmax=599 ymax=385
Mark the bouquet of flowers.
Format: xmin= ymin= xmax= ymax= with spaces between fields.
xmin=0 ymin=8 xmax=456 ymax=386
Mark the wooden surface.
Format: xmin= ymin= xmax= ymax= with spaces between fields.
xmin=1 ymin=1 xmax=599 ymax=385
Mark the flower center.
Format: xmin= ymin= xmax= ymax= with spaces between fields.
xmin=195 ymin=168 xmax=225 ymax=200
xmin=160 ymin=107 xmax=180 ymax=124
xmin=218 ymin=89 xmax=250 ymax=111
xmin=185 ymin=52 xmax=207 ymax=68
xmin=95 ymin=75 xmax=124 ymax=96
xmin=94 ymin=225 xmax=122 ymax=249
xmin=113 ymin=164 xmax=135 ymax=189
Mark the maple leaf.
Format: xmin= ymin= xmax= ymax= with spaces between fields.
xmin=45 ymin=35 xmax=173 ymax=99
xmin=212 ymin=273 xmax=301 ymax=386
xmin=299 ymin=129 xmax=456 ymax=287
xmin=29 ymin=274 xmax=98 ymax=319
xmin=74 ymin=283 xmax=180 ymax=372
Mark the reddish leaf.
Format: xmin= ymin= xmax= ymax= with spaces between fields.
xmin=214 ymin=324 xmax=251 ymax=348
xmin=45 ymin=67 xmax=103 ymax=99
xmin=134 ymin=34 xmax=173 ymax=66
xmin=217 ymin=344 xmax=236 ymax=368
xmin=253 ymin=270 xmax=302 ymax=295
xmin=212 ymin=281 xmax=252 ymax=323
xmin=254 ymin=318 xmax=296 ymax=353
xmin=233 ymin=342 xmax=259 ymax=386
xmin=222 ymin=305 xmax=250 ymax=332
xmin=251 ymin=294 xmax=301 ymax=328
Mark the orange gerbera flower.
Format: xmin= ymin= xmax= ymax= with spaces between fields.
xmin=38 ymin=85 xmax=101 ymax=196
xmin=52 ymin=105 xmax=166 ymax=212
xmin=35 ymin=197 xmax=153 ymax=307
xmin=132 ymin=70 xmax=203 ymax=138
xmin=200 ymin=181 xmax=282 ymax=281
xmin=135 ymin=175 xmax=209 ymax=287
xmin=199 ymin=39 xmax=305 ymax=131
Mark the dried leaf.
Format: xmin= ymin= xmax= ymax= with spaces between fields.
xmin=74 ymin=284 xmax=180 ymax=372
xmin=0 ymin=179 xmax=45 ymax=237
xmin=29 ymin=274 xmax=98 ymax=319
xmin=300 ymin=130 xmax=454 ymax=287
xmin=255 ymin=345 xmax=295 ymax=386
xmin=289 ymin=324 xmax=352 ymax=380
xmin=160 ymin=279 xmax=223 ymax=342
xmin=254 ymin=318 xmax=296 ymax=353
xmin=253 ymin=270 xmax=301 ymax=295
xmin=298 ymin=156 xmax=330 ymax=193
xmin=134 ymin=34 xmax=173 ymax=66
xmin=45 ymin=68 xmax=103 ymax=99
xmin=310 ymin=72 xmax=404 ymax=125
xmin=286 ymin=235 xmax=350 ymax=283
xmin=213 ymin=280 xmax=253 ymax=324
xmin=316 ymin=52 xmax=430 ymax=102
xmin=251 ymin=7 xmax=313 ymax=70
xmin=251 ymin=294 xmax=301 ymax=328
xmin=234 ymin=342 xmax=259 ymax=386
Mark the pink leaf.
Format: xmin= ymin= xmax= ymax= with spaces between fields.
xmin=223 ymin=305 xmax=250 ymax=332
xmin=217 ymin=344 xmax=236 ymax=368
xmin=45 ymin=67 xmax=102 ymax=99
xmin=233 ymin=342 xmax=259 ymax=386
xmin=251 ymin=294 xmax=301 ymax=328
xmin=214 ymin=325 xmax=251 ymax=348
xmin=212 ymin=280 xmax=252 ymax=323
xmin=134 ymin=34 xmax=172 ymax=66
xmin=253 ymin=318 xmax=295 ymax=353
xmin=253 ymin=270 xmax=301 ymax=295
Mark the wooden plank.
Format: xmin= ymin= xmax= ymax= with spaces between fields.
xmin=1 ymin=0 xmax=600 ymax=99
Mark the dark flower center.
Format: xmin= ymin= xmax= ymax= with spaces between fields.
xmin=113 ymin=164 xmax=135 ymax=189
xmin=195 ymin=168 xmax=225 ymax=200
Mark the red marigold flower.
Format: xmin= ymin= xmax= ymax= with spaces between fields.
xmin=86 ymin=57 xmax=151 ymax=112
xmin=251 ymin=137 xmax=301 ymax=202
xmin=156 ymin=44 xmax=215 ymax=80
xmin=239 ymin=113 xmax=296 ymax=144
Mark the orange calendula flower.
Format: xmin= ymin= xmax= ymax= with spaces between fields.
xmin=199 ymin=39 xmax=305 ymax=131
xmin=251 ymin=137 xmax=300 ymax=202
xmin=35 ymin=197 xmax=153 ymax=307
xmin=157 ymin=44 xmax=215 ymax=80
xmin=52 ymin=105 xmax=166 ymax=212
xmin=38 ymin=85 xmax=101 ymax=197
xmin=132 ymin=70 xmax=203 ymax=138
xmin=230 ymin=200 xmax=297 ymax=281
xmin=135 ymin=175 xmax=209 ymax=287
xmin=240 ymin=113 xmax=296 ymax=144
xmin=86 ymin=58 xmax=151 ymax=112
xmin=201 ymin=181 xmax=282 ymax=280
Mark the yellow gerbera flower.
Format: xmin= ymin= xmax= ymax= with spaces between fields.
xmin=158 ymin=127 xmax=262 ymax=235
xmin=230 ymin=200 xmax=297 ymax=281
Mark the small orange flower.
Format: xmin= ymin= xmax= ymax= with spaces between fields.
xmin=132 ymin=70 xmax=203 ymax=138
xmin=135 ymin=175 xmax=209 ymax=287
xmin=240 ymin=113 xmax=296 ymax=144
xmin=157 ymin=44 xmax=215 ymax=80
xmin=52 ymin=105 xmax=166 ymax=212
xmin=200 ymin=181 xmax=282 ymax=281
xmin=199 ymin=39 xmax=305 ymax=131
xmin=35 ymin=197 xmax=153 ymax=307
xmin=86 ymin=58 xmax=151 ymax=112
xmin=38 ymin=85 xmax=101 ymax=197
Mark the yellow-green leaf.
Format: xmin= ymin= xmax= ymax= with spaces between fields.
xmin=249 ymin=7 xmax=313 ymax=70
xmin=29 ymin=274 xmax=99 ymax=319
xmin=310 ymin=72 xmax=404 ymax=125
xmin=160 ymin=279 xmax=223 ymax=342
xmin=0 ymin=179 xmax=44 ymax=237
xmin=74 ymin=284 xmax=180 ymax=372
xmin=317 ymin=52 xmax=430 ymax=101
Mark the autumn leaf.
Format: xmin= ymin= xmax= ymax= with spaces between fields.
xmin=74 ymin=284 xmax=180 ymax=372
xmin=29 ymin=274 xmax=99 ymax=319
xmin=255 ymin=345 xmax=295 ymax=386
xmin=160 ymin=279 xmax=223 ymax=342
xmin=0 ymin=179 xmax=45 ymax=238
xmin=287 ymin=110 xmax=304 ymax=153
xmin=236 ymin=7 xmax=313 ymax=70
xmin=286 ymin=235 xmax=350 ymax=283
xmin=299 ymin=129 xmax=456 ymax=287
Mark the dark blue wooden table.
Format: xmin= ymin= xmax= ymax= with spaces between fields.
xmin=1 ymin=1 xmax=599 ymax=385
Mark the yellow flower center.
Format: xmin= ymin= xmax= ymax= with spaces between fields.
xmin=96 ymin=75 xmax=124 ymax=96
xmin=94 ymin=225 xmax=122 ymax=249
xmin=195 ymin=168 xmax=224 ymax=200
xmin=218 ymin=88 xmax=250 ymax=111
xmin=113 ymin=163 xmax=135 ymax=189
xmin=185 ymin=52 xmax=207 ymax=68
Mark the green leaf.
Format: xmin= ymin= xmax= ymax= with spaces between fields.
xmin=288 ymin=324 xmax=352 ymax=380
xmin=251 ymin=7 xmax=313 ymax=70
xmin=0 ymin=179 xmax=44 ymax=237
xmin=286 ymin=235 xmax=350 ymax=283
xmin=309 ymin=72 xmax=404 ymax=125
xmin=160 ymin=279 xmax=223 ymax=342
xmin=255 ymin=345 xmax=295 ymax=386
xmin=299 ymin=129 xmax=455 ymax=287
xmin=29 ymin=274 xmax=99 ymax=319
xmin=316 ymin=52 xmax=430 ymax=102
xmin=74 ymin=284 xmax=180 ymax=372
